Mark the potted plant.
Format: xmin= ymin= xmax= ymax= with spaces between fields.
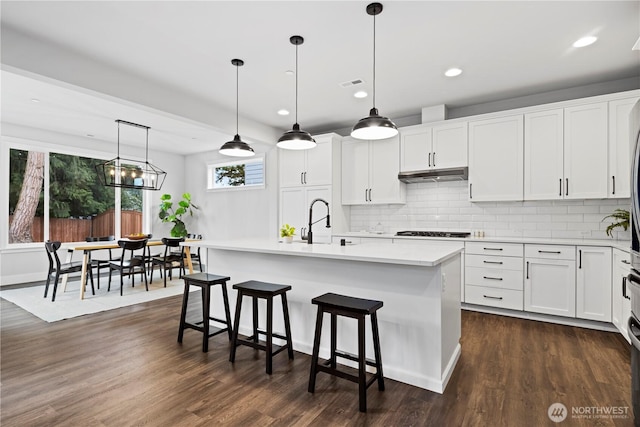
xmin=602 ymin=208 xmax=630 ymax=237
xmin=280 ymin=223 xmax=296 ymax=243
xmin=159 ymin=193 xmax=199 ymax=238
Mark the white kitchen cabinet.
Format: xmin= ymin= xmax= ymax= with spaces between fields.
xmin=612 ymin=248 xmax=632 ymax=343
xmin=524 ymin=109 xmax=564 ymax=200
xmin=609 ymin=97 xmax=639 ymax=198
xmin=399 ymin=122 xmax=467 ymax=172
xmin=279 ymin=134 xmax=333 ymax=187
xmin=563 ymin=102 xmax=608 ymax=199
xmin=341 ymin=136 xmax=405 ymax=205
xmin=468 ymin=115 xmax=523 ymax=201
xmin=576 ymin=246 xmax=612 ymax=322
xmin=280 ymin=186 xmax=332 ymax=244
xmin=524 ymin=245 xmax=576 ymax=317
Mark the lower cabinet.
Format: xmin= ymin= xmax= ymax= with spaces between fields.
xmin=612 ymin=248 xmax=632 ymax=343
xmin=524 ymin=245 xmax=576 ymax=317
xmin=576 ymin=246 xmax=612 ymax=322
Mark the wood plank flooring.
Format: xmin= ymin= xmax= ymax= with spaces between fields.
xmin=0 ymin=294 xmax=634 ymax=426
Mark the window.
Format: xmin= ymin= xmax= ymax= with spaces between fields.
xmin=207 ymin=156 xmax=265 ymax=190
xmin=7 ymin=147 xmax=147 ymax=244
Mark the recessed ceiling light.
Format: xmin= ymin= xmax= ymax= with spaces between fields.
xmin=284 ymin=70 xmax=294 ymax=76
xmin=31 ymin=98 xmax=40 ymax=103
xmin=277 ymin=109 xmax=290 ymax=116
xmin=354 ymin=91 xmax=368 ymax=99
xmin=444 ymin=68 xmax=462 ymax=77
xmin=573 ymin=36 xmax=597 ymax=48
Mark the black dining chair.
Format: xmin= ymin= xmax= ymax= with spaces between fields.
xmin=85 ymin=235 xmax=119 ymax=289
xmin=108 ymin=239 xmax=148 ymax=296
xmin=44 ymin=241 xmax=95 ymax=302
xmin=133 ymin=234 xmax=161 ymax=278
xmin=183 ymin=233 xmax=204 ymax=274
xmin=150 ymin=237 xmax=185 ymax=287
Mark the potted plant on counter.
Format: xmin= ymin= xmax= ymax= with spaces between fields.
xmin=159 ymin=193 xmax=199 ymax=238
xmin=280 ymin=224 xmax=296 ymax=243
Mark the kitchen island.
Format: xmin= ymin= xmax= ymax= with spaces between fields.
xmin=185 ymin=238 xmax=463 ymax=393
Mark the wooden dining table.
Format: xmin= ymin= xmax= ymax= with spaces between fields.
xmin=64 ymin=239 xmax=196 ymax=300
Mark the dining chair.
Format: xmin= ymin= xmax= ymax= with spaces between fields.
xmin=183 ymin=233 xmax=204 ymax=274
xmin=133 ymin=233 xmax=161 ymax=279
xmin=44 ymin=241 xmax=95 ymax=302
xmin=108 ymin=239 xmax=148 ymax=296
xmin=85 ymin=235 xmax=119 ymax=289
xmin=150 ymin=237 xmax=185 ymax=287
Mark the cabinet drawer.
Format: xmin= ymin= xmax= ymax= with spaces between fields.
xmin=525 ymin=244 xmax=575 ymax=260
xmin=466 ymin=254 xmax=523 ymax=271
xmin=466 ymin=241 xmax=523 ymax=257
xmin=465 ymin=267 xmax=523 ymax=291
xmin=465 ymin=285 xmax=523 ymax=310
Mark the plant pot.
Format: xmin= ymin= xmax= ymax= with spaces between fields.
xmin=283 ymin=236 xmax=293 ymax=243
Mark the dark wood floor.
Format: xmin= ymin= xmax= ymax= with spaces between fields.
xmin=0 ymin=293 xmax=634 ymax=426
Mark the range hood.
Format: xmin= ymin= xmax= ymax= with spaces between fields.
xmin=398 ymin=167 xmax=468 ymax=183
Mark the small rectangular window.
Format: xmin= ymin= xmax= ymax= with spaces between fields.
xmin=207 ymin=156 xmax=265 ymax=190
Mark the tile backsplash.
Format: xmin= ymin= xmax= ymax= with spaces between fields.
xmin=349 ymin=180 xmax=631 ymax=241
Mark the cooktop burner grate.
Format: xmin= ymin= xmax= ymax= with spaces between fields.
xmin=395 ymin=231 xmax=471 ymax=238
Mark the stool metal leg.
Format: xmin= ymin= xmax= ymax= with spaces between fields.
xmin=229 ymin=291 xmax=243 ymax=363
xmin=308 ymin=307 xmax=324 ymax=393
xmin=371 ymin=312 xmax=385 ymax=391
xmin=266 ymin=296 xmax=273 ymax=374
xmin=202 ymin=284 xmax=211 ymax=352
xmin=177 ymin=282 xmax=191 ymax=343
xmin=358 ymin=316 xmax=367 ymax=412
xmin=281 ymin=293 xmax=294 ymax=360
xmin=221 ymin=282 xmax=233 ymax=340
xmin=330 ymin=313 xmax=337 ymax=369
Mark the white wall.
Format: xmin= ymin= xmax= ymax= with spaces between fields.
xmin=349 ymin=180 xmax=631 ymax=241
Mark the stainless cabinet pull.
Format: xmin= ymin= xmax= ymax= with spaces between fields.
xmin=538 ymin=250 xmax=561 ymax=254
xmin=612 ymin=176 xmax=615 ymax=195
xmin=433 ymin=152 xmax=436 ymax=167
xmin=526 ymin=261 xmax=529 ymax=279
xmin=559 ymin=178 xmax=562 ymax=197
xmin=483 ymin=295 xmax=503 ymax=300
xmin=483 ymin=276 xmax=503 ymax=281
xmin=483 ymin=247 xmax=503 ymax=251
xmin=565 ymin=178 xmax=569 ymax=196
xmin=428 ymin=152 xmax=431 ymax=167
xmin=578 ymin=249 xmax=582 ymax=269
xmin=483 ymin=260 xmax=503 ymax=264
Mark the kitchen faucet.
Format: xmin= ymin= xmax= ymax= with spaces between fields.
xmin=304 ymin=198 xmax=330 ymax=244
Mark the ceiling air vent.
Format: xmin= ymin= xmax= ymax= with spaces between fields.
xmin=339 ymin=79 xmax=364 ymax=88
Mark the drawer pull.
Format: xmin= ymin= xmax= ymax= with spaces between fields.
xmin=483 ymin=247 xmax=503 ymax=251
xmin=483 ymin=295 xmax=503 ymax=300
xmin=622 ymin=259 xmax=631 ymax=265
xmin=538 ymin=250 xmax=561 ymax=254
xmin=483 ymin=276 xmax=503 ymax=281
xmin=483 ymin=260 xmax=503 ymax=265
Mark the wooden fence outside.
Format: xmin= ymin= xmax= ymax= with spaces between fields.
xmin=9 ymin=210 xmax=142 ymax=242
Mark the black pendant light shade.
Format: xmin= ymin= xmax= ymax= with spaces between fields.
xmin=96 ymin=119 xmax=167 ymax=191
xmin=351 ymin=2 xmax=398 ymax=141
xmin=277 ymin=35 xmax=316 ymax=150
xmin=219 ymin=58 xmax=255 ymax=157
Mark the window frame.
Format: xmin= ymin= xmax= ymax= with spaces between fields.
xmin=206 ymin=154 xmax=266 ymax=192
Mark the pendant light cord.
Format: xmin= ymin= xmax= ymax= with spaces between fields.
xmin=295 ymin=42 xmax=299 ymax=125
xmin=236 ymin=63 xmax=239 ymax=135
xmin=145 ymin=128 xmax=149 ymax=164
xmin=372 ymin=10 xmax=376 ymax=109
xmin=117 ymin=121 xmax=121 ymax=159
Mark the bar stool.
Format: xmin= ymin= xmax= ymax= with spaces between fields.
xmin=229 ymin=280 xmax=294 ymax=374
xmin=177 ymin=273 xmax=233 ymax=352
xmin=308 ymin=292 xmax=385 ymax=413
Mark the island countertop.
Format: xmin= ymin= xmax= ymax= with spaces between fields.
xmin=186 ymin=238 xmax=464 ymax=267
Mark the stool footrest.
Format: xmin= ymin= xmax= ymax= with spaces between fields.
xmin=234 ymin=337 xmax=289 ymax=356
xmin=315 ymin=363 xmax=380 ymax=389
xmin=184 ymin=323 xmax=229 ymax=338
xmin=195 ymin=316 xmax=230 ymax=327
xmin=247 ymin=330 xmax=289 ymax=342
xmin=329 ymin=350 xmax=380 ymax=368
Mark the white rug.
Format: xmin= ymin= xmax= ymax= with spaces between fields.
xmin=0 ymin=275 xmax=187 ymax=323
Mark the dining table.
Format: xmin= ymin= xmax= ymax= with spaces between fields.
xmin=62 ymin=239 xmax=196 ymax=300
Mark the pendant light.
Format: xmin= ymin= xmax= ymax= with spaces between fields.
xmin=96 ymin=119 xmax=167 ymax=191
xmin=277 ymin=35 xmax=316 ymax=150
xmin=219 ymin=58 xmax=255 ymax=157
xmin=351 ymin=2 xmax=398 ymax=141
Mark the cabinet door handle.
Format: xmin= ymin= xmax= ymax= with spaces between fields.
xmin=368 ymin=189 xmax=372 ymax=202
xmin=622 ymin=259 xmax=631 ymax=265
xmin=364 ymin=189 xmax=368 ymax=202
xmin=623 ymin=276 xmax=630 ymax=300
xmin=483 ymin=260 xmax=503 ymax=265
xmin=483 ymin=247 xmax=503 ymax=251
xmin=301 ymin=172 xmax=304 ymax=185
xmin=578 ymin=249 xmax=582 ymax=269
xmin=433 ymin=152 xmax=436 ymax=167
xmin=483 ymin=276 xmax=503 ymax=281
xmin=559 ymin=178 xmax=562 ymax=197
xmin=526 ymin=261 xmax=529 ymax=279
xmin=469 ymin=183 xmax=472 ymax=199
xmin=538 ymin=250 xmax=561 ymax=254
xmin=612 ymin=176 xmax=615 ymax=195
xmin=303 ymin=172 xmax=307 ymax=184
xmin=428 ymin=152 xmax=431 ymax=167
xmin=483 ymin=295 xmax=503 ymax=301
xmin=565 ymin=178 xmax=569 ymax=196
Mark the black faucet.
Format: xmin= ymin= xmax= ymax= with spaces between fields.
xmin=305 ymin=198 xmax=330 ymax=244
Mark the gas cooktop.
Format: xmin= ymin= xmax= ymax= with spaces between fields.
xmin=395 ymin=231 xmax=471 ymax=238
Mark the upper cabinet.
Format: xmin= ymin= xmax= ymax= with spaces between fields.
xmin=279 ymin=134 xmax=334 ymax=187
xmin=342 ymin=136 xmax=406 ymax=205
xmin=399 ymin=122 xmax=467 ymax=172
xmin=609 ymin=97 xmax=640 ymax=198
xmin=468 ymin=115 xmax=524 ymax=201
xmin=524 ymin=109 xmax=564 ymax=200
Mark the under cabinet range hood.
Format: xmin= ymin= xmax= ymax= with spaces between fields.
xmin=398 ymin=167 xmax=468 ymax=183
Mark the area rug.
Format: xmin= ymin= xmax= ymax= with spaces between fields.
xmin=0 ymin=275 xmax=187 ymax=323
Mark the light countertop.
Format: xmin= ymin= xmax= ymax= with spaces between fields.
xmin=185 ymin=238 xmax=464 ymax=267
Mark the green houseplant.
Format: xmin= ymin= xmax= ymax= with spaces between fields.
xmin=280 ymin=223 xmax=296 ymax=243
xmin=602 ymin=208 xmax=629 ymax=237
xmin=159 ymin=193 xmax=199 ymax=238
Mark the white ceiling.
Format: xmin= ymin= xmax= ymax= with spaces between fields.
xmin=1 ymin=1 xmax=639 ymax=155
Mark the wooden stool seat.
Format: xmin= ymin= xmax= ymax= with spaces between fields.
xmin=229 ymin=280 xmax=294 ymax=375
xmin=308 ymin=292 xmax=385 ymax=413
xmin=177 ymin=273 xmax=233 ymax=353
